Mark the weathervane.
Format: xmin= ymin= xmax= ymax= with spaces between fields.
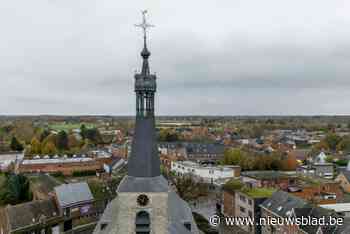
xmin=135 ymin=10 xmax=154 ymax=45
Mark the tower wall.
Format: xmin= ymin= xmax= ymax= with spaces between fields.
xmin=112 ymin=192 xmax=169 ymax=234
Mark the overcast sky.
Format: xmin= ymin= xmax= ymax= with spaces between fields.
xmin=1 ymin=0 xmax=349 ymax=115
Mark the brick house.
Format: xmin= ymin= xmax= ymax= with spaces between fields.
xmin=18 ymin=157 xmax=104 ymax=176
xmin=288 ymin=177 xmax=343 ymax=205
xmin=222 ymin=189 xmax=236 ymax=217
xmin=241 ymin=171 xmax=298 ymax=190
xmin=0 ymin=181 xmax=112 ymax=234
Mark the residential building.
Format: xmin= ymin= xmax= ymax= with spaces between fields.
xmin=159 ymin=142 xmax=225 ymax=162
xmin=171 ymin=161 xmax=240 ymax=184
xmin=260 ymin=191 xmax=308 ymax=234
xmin=260 ymin=190 xmax=348 ymax=234
xmin=0 ymin=181 xmax=110 ymax=234
xmin=0 ymin=199 xmax=61 ymax=234
xmin=320 ymin=203 xmax=350 ymax=218
xmin=288 ymin=176 xmax=343 ymax=205
xmin=335 ymin=161 xmax=350 ymax=193
xmin=221 ymin=180 xmax=275 ymax=234
xmin=54 ymin=182 xmax=96 ymax=232
xmin=184 ymin=142 xmax=225 ymax=162
xmin=241 ymin=171 xmax=298 ymax=190
xmin=235 ymin=189 xmax=275 ymax=234
xmin=158 ymin=142 xmax=187 ymax=158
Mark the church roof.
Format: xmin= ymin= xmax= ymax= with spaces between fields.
xmin=117 ymin=175 xmax=168 ymax=193
xmin=127 ymin=117 xmax=161 ymax=177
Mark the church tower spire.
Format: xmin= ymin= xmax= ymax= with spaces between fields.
xmin=93 ymin=11 xmax=200 ymax=234
xmin=128 ymin=10 xmax=160 ymax=177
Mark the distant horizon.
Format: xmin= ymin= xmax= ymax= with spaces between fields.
xmin=1 ymin=114 xmax=350 ymax=117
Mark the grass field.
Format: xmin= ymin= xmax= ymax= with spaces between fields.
xmin=49 ymin=123 xmax=95 ymax=132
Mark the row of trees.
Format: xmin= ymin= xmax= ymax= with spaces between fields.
xmin=27 ymin=125 xmax=102 ymax=156
xmin=314 ymin=133 xmax=350 ymax=153
xmin=221 ymin=148 xmax=297 ymax=171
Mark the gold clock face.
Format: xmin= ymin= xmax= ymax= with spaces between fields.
xmin=137 ymin=194 xmax=149 ymax=206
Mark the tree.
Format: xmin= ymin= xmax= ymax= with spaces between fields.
xmin=324 ymin=133 xmax=341 ymax=151
xmin=173 ymin=175 xmax=208 ymax=201
xmin=337 ymin=137 xmax=350 ymax=153
xmin=281 ymin=153 xmax=298 ymax=171
xmin=30 ymin=137 xmax=41 ymax=154
xmin=158 ymin=129 xmax=180 ymax=142
xmin=0 ymin=173 xmax=32 ymax=205
xmin=84 ymin=128 xmax=102 ymax=145
xmin=42 ymin=142 xmax=57 ymax=155
xmin=80 ymin=124 xmax=87 ymax=139
xmin=42 ymin=134 xmax=57 ymax=148
xmin=222 ymin=148 xmax=244 ymax=165
xmin=10 ymin=136 xmax=23 ymax=152
xmin=67 ymin=134 xmax=80 ymax=149
xmin=56 ymin=131 xmax=68 ymax=151
xmin=39 ymin=129 xmax=50 ymax=142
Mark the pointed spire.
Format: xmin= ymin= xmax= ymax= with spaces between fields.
xmin=135 ymin=10 xmax=154 ymax=76
xmin=141 ymin=35 xmax=151 ymax=75
xmin=128 ymin=11 xmax=160 ymax=177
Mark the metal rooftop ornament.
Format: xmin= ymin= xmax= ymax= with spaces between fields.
xmin=135 ymin=10 xmax=154 ymax=44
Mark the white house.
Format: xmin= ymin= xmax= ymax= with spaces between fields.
xmin=171 ymin=161 xmax=240 ymax=184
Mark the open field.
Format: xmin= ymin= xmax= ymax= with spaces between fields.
xmin=49 ymin=123 xmax=95 ymax=131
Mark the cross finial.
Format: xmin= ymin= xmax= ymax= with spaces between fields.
xmin=135 ymin=10 xmax=154 ymax=45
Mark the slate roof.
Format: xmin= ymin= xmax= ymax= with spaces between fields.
xmin=54 ymin=182 xmax=94 ymax=208
xmin=336 ymin=218 xmax=350 ymax=234
xmin=117 ymin=175 xmax=168 ymax=193
xmin=185 ymin=143 xmax=225 ymax=155
xmin=5 ymin=199 xmax=59 ymax=231
xmin=261 ymin=191 xmax=350 ymax=234
xmin=260 ymin=190 xmax=309 ymax=218
xmin=294 ymin=207 xmax=338 ymax=234
xmin=127 ymin=117 xmax=161 ymax=177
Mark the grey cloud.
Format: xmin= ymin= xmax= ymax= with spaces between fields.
xmin=0 ymin=0 xmax=350 ymax=115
